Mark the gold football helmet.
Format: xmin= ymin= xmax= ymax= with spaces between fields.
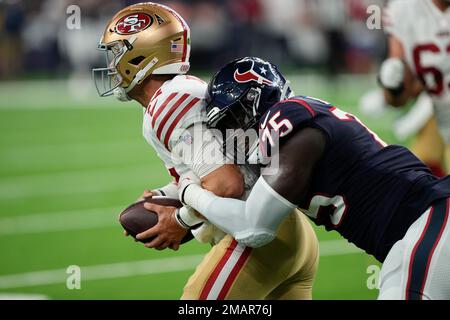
xmin=92 ymin=2 xmax=191 ymax=101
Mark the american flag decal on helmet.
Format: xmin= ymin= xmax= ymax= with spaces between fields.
xmin=171 ymin=40 xmax=183 ymax=53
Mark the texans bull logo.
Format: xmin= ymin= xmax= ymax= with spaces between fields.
xmin=116 ymin=13 xmax=153 ymax=35
xmin=233 ymin=61 xmax=273 ymax=86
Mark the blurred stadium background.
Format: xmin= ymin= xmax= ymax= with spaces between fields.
xmin=0 ymin=0 xmax=409 ymax=299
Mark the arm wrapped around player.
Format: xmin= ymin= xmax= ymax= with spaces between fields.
xmin=179 ymin=173 xmax=296 ymax=248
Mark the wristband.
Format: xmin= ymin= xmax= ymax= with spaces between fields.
xmin=179 ymin=206 xmax=205 ymax=227
xmin=174 ymin=208 xmax=191 ymax=229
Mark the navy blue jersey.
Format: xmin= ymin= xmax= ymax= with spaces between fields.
xmin=259 ymin=96 xmax=450 ymax=261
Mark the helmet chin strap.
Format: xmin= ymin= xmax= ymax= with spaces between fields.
xmin=113 ymin=57 xmax=159 ymax=102
xmin=113 ymin=87 xmax=131 ymax=102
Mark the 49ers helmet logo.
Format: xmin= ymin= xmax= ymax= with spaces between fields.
xmin=115 ymin=13 xmax=153 ymax=35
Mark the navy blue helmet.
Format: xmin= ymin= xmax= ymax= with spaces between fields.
xmin=206 ymin=57 xmax=292 ymax=132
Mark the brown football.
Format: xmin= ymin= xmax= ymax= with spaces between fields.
xmin=119 ymin=196 xmax=194 ymax=244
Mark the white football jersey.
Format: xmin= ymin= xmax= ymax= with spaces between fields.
xmin=142 ymin=74 xmax=258 ymax=245
xmin=384 ymin=0 xmax=450 ymax=141
xmin=143 ymin=74 xmax=208 ymax=180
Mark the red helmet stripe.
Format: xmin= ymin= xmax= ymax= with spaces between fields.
xmin=182 ymin=29 xmax=188 ymax=62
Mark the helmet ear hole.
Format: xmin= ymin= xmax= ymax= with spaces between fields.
xmin=128 ymin=56 xmax=146 ymax=66
xmin=125 ymin=70 xmax=131 ymax=75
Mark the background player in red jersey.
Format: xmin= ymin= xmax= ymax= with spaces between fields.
xmin=379 ymin=0 xmax=450 ymax=176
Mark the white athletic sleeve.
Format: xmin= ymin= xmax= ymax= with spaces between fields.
xmin=171 ymin=123 xmax=230 ymax=178
xmin=183 ymin=176 xmax=296 ymax=247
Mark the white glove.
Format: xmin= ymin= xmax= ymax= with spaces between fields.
xmin=379 ymin=58 xmax=405 ymax=90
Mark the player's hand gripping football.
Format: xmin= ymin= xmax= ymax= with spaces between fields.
xmin=136 ymin=203 xmax=189 ymax=251
xmin=123 ymin=189 xmax=155 ymax=237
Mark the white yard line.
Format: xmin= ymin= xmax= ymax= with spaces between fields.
xmin=0 ymin=255 xmax=206 ymax=290
xmin=0 ymin=206 xmax=122 ymax=236
xmin=1 ymin=139 xmax=142 ymax=158
xmin=0 ymin=239 xmax=362 ymax=290
xmin=0 ymin=80 xmax=123 ymax=110
xmin=0 ymin=293 xmax=49 ymax=300
xmin=0 ymin=164 xmax=157 ymax=200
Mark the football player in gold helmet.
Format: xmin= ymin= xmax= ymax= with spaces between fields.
xmin=93 ymin=2 xmax=318 ymax=300
xmin=93 ymin=2 xmax=191 ymax=101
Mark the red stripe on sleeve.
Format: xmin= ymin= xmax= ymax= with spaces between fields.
xmin=148 ymin=88 xmax=163 ymax=115
xmin=156 ymin=93 xmax=190 ymax=140
xmin=167 ymin=167 xmax=180 ymax=183
xmin=151 ymin=92 xmax=177 ymax=128
xmin=151 ymin=88 xmax=162 ymax=102
xmin=163 ymin=97 xmax=200 ymax=149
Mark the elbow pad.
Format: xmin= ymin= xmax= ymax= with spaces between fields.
xmin=233 ymin=177 xmax=296 ymax=247
xmin=234 ymin=231 xmax=276 ymax=248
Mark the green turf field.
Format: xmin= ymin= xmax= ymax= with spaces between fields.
xmin=0 ymin=75 xmax=407 ymax=299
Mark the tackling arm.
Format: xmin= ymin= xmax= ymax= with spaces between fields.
xmin=171 ymin=123 xmax=245 ymax=229
xmin=180 ymin=127 xmax=326 ymax=247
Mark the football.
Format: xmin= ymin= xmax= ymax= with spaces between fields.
xmin=119 ymin=196 xmax=194 ymax=244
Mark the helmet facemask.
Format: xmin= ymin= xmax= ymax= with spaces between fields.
xmin=92 ymin=39 xmax=132 ymax=98
xmin=207 ymin=87 xmax=261 ymax=164
xmin=205 ymin=56 xmax=293 ymax=164
xmin=93 ymin=36 xmax=160 ymax=101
